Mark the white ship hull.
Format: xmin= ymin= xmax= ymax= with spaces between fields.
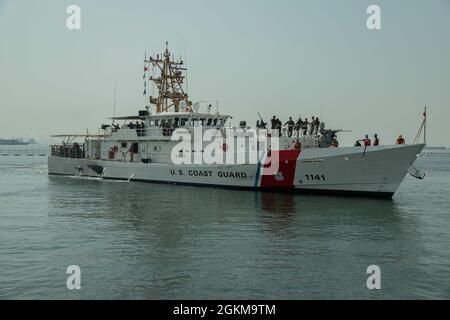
xmin=48 ymin=143 xmax=425 ymax=198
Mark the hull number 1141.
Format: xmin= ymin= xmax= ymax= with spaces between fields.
xmin=305 ymin=174 xmax=326 ymax=181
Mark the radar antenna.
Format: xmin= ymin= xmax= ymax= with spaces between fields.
xmin=144 ymin=42 xmax=192 ymax=113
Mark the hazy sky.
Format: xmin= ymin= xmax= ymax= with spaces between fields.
xmin=0 ymin=0 xmax=449 ymax=146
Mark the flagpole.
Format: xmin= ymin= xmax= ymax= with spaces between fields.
xmin=143 ymin=50 xmax=147 ymax=108
xmin=113 ymin=76 xmax=117 ymax=117
xmin=424 ymin=106 xmax=427 ymax=144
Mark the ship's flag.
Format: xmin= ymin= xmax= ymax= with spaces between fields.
xmin=423 ymin=109 xmax=427 ymax=118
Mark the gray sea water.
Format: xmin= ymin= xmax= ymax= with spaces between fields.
xmin=0 ymin=147 xmax=449 ymax=299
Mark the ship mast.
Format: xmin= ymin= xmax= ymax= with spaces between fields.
xmin=145 ymin=42 xmax=192 ymax=113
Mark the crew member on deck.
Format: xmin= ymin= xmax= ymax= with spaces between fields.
xmin=331 ymin=137 xmax=339 ymax=148
xmin=285 ymin=117 xmax=295 ymax=137
xmin=276 ymin=118 xmax=282 ymax=134
xmin=364 ymin=134 xmax=371 ymax=146
xmin=73 ymin=142 xmax=80 ymax=158
xmin=314 ymin=117 xmax=320 ymax=135
xmin=295 ymin=117 xmax=303 ymax=136
xmin=271 ymin=116 xmax=277 ymax=130
xmin=396 ymin=135 xmax=405 ymax=145
xmin=309 ymin=117 xmax=315 ymax=135
xmin=294 ymin=139 xmax=302 ymax=150
xmin=302 ymin=118 xmax=309 ymax=136
xmin=373 ymin=134 xmax=380 ymax=146
xmin=128 ymin=146 xmax=134 ymax=162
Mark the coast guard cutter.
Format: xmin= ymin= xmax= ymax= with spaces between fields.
xmin=48 ymin=45 xmax=425 ymax=198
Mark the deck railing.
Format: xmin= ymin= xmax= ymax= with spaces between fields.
xmin=50 ymin=144 xmax=85 ymax=159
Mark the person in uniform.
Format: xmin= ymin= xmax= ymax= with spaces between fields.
xmin=364 ymin=134 xmax=371 ymax=146
xmin=309 ymin=117 xmax=315 ymax=135
xmin=373 ymin=134 xmax=380 ymax=146
xmin=302 ymin=118 xmax=309 ymax=136
xmin=295 ymin=117 xmax=303 ymax=136
xmin=128 ymin=145 xmax=134 ymax=162
xmin=276 ymin=118 xmax=282 ymax=135
xmin=314 ymin=117 xmax=321 ymax=135
xmin=271 ymin=116 xmax=277 ymax=130
xmin=396 ymin=135 xmax=405 ymax=145
xmin=121 ymin=145 xmax=127 ymax=162
xmin=331 ymin=138 xmax=339 ymax=148
xmin=285 ymin=117 xmax=295 ymax=137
